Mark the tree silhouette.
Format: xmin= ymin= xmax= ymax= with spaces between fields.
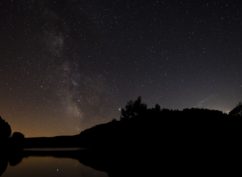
xmin=12 ymin=132 xmax=24 ymax=140
xmin=11 ymin=132 xmax=25 ymax=148
xmin=0 ymin=116 xmax=12 ymax=141
xmin=229 ymin=102 xmax=242 ymax=117
xmin=0 ymin=156 xmax=8 ymax=176
xmin=120 ymin=97 xmax=147 ymax=119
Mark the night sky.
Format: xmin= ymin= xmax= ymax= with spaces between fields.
xmin=1 ymin=0 xmax=242 ymax=137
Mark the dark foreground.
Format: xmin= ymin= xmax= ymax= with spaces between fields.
xmin=1 ymin=99 xmax=242 ymax=176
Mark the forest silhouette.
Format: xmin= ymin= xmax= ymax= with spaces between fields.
xmin=1 ymin=97 xmax=242 ymax=176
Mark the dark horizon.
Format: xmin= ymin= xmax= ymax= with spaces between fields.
xmin=1 ymin=97 xmax=242 ymax=147
xmin=1 ymin=99 xmax=240 ymax=139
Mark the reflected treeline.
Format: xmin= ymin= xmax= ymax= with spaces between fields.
xmin=0 ymin=148 xmax=150 ymax=177
xmin=1 ymin=98 xmax=242 ymax=176
xmin=0 ymin=149 xmax=23 ymax=176
xmin=1 ymin=148 xmax=165 ymax=177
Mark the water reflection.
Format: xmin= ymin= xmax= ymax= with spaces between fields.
xmin=0 ymin=149 xmax=108 ymax=177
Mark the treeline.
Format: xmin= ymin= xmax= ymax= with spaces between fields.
xmin=1 ymin=97 xmax=242 ymax=150
xmin=78 ymin=97 xmax=242 ymax=151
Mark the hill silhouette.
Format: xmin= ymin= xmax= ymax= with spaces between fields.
xmin=78 ymin=97 xmax=241 ymax=150
xmin=75 ymin=97 xmax=242 ymax=175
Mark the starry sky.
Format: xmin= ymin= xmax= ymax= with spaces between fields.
xmin=0 ymin=0 xmax=242 ymax=137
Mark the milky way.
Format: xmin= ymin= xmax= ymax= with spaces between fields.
xmin=0 ymin=0 xmax=242 ymax=136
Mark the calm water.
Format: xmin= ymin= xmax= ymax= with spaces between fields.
xmin=2 ymin=156 xmax=108 ymax=177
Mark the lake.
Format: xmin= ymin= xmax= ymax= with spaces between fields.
xmin=1 ymin=156 xmax=108 ymax=177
